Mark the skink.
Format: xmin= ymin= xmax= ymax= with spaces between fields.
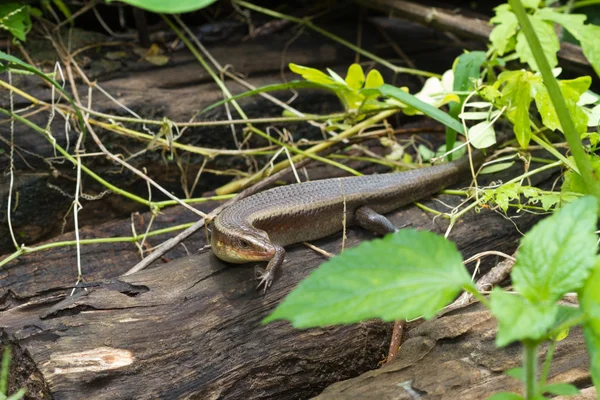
xmin=211 ymin=150 xmax=485 ymax=291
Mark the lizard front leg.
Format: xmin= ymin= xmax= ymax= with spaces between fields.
xmin=256 ymin=244 xmax=285 ymax=293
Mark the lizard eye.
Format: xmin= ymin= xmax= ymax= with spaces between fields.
xmin=239 ymin=239 xmax=251 ymax=249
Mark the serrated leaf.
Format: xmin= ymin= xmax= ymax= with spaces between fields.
xmin=0 ymin=3 xmax=32 ymax=42
xmin=493 ymin=70 xmax=535 ymax=148
xmin=533 ymin=75 xmax=591 ymax=135
xmin=537 ymin=8 xmax=600 ymax=78
xmin=364 ymin=69 xmax=384 ymax=89
xmin=490 ymin=6 xmax=519 ymax=56
xmin=542 ymin=383 xmax=579 ymax=396
xmin=540 ymin=194 xmax=560 ymax=211
xmin=263 ymin=229 xmax=471 ymax=328
xmin=512 ymin=196 xmax=598 ymax=303
xmin=515 ymin=16 xmax=559 ymax=71
xmin=490 ymin=289 xmax=558 ymax=346
xmin=345 ymin=64 xmax=365 ymax=90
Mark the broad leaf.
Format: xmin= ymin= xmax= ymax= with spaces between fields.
xmin=489 ymin=5 xmax=519 ymax=56
xmin=515 ymin=15 xmax=559 ymax=72
xmin=264 ymin=229 xmax=471 ymax=328
xmin=542 ymin=383 xmax=580 ymax=396
xmin=106 ymin=0 xmax=217 ymax=13
xmin=494 ymin=70 xmax=534 ymax=147
xmin=490 ymin=288 xmax=558 ymax=346
xmin=345 ymin=64 xmax=365 ymax=90
xmin=0 ymin=3 xmax=31 ymax=42
xmin=512 ymin=196 xmax=598 ymax=303
xmin=537 ymin=8 xmax=600 ymax=78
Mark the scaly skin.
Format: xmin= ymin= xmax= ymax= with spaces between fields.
xmin=211 ymin=150 xmax=484 ymax=291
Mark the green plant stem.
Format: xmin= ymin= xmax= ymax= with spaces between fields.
xmin=162 ymin=14 xmax=249 ymax=121
xmin=530 ymin=135 xmax=577 ymax=172
xmin=0 ymin=107 xmax=151 ymax=206
xmin=234 ymin=0 xmax=439 ymax=78
xmin=560 ymin=0 xmax=600 ymax=10
xmin=539 ymin=340 xmax=556 ymax=388
xmin=215 ymin=109 xmax=397 ymax=195
xmin=247 ymin=126 xmax=363 ymax=177
xmin=509 ymin=0 xmax=600 ymax=202
xmin=0 ymin=347 xmax=9 ymax=395
xmin=414 ymin=201 xmax=447 ymax=217
xmin=504 ymin=160 xmax=563 ymax=185
xmin=523 ymin=340 xmax=539 ymax=399
xmin=0 ymin=222 xmax=195 ymax=269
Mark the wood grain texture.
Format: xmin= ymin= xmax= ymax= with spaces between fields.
xmin=1 ymin=164 xmax=554 ymax=399
xmin=316 ymin=302 xmax=593 ymax=399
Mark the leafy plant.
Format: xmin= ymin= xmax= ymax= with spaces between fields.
xmin=265 ymin=196 xmax=597 ymax=399
xmin=0 ymin=3 xmax=34 ymax=42
xmin=489 ymin=1 xmax=600 ymax=76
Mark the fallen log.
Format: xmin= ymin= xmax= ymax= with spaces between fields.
xmin=1 ymin=163 xmax=553 ymax=399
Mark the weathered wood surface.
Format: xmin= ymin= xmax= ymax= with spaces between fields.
xmin=315 ymin=302 xmax=594 ymax=399
xmin=1 ymin=163 xmax=555 ymax=399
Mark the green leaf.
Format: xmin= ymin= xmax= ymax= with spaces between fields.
xmin=494 ymin=70 xmax=534 ymax=147
xmin=512 ymin=196 xmax=598 ymax=303
xmin=263 ymin=229 xmax=471 ymax=328
xmin=579 ymin=259 xmax=600 ymax=389
xmin=345 ymin=64 xmax=365 ymax=90
xmin=522 ymin=0 xmax=541 ymax=8
xmin=533 ymin=76 xmax=591 ymax=135
xmin=0 ymin=51 xmax=86 ymax=136
xmin=480 ymin=161 xmax=515 ymax=175
xmin=290 ymin=63 xmax=337 ymax=85
xmin=515 ymin=15 xmax=559 ymax=71
xmin=52 ymin=0 xmax=71 ymax=21
xmin=467 ymin=120 xmax=497 ymax=149
xmin=561 ymin=156 xmax=600 ymax=195
xmin=537 ymin=8 xmax=600 ymax=78
xmin=490 ymin=5 xmax=519 ymax=55
xmin=6 ymin=389 xmax=26 ymax=400
xmin=490 ymin=288 xmax=558 ymax=346
xmin=453 ymin=51 xmax=486 ymax=92
xmin=378 ymin=84 xmax=465 ymax=134
xmin=505 ymin=367 xmax=525 ymax=382
xmin=0 ymin=3 xmax=32 ymax=42
xmin=364 ymin=69 xmax=384 ymax=88
xmin=487 ymin=392 xmax=525 ymax=400
xmin=105 ymin=0 xmax=217 ymax=13
xmin=542 ymin=383 xmax=580 ymax=396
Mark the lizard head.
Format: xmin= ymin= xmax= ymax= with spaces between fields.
xmin=211 ymin=226 xmax=276 ymax=264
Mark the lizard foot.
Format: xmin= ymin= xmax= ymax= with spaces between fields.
xmin=255 ymin=267 xmax=275 ymax=294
